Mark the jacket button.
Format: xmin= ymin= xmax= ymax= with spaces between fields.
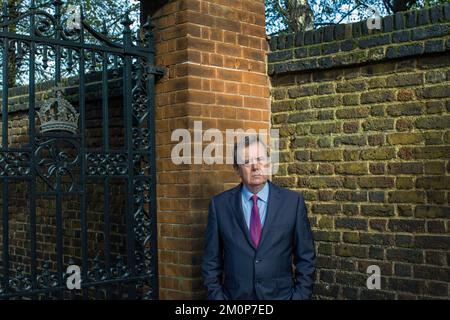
xmin=255 ymin=259 xmax=261 ymax=264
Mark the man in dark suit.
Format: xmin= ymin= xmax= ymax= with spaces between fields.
xmin=202 ymin=136 xmax=316 ymax=300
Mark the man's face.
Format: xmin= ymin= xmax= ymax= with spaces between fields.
xmin=236 ymin=142 xmax=270 ymax=189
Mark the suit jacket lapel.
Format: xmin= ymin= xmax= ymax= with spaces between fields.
xmin=258 ymin=180 xmax=281 ymax=249
xmin=230 ymin=183 xmax=257 ymax=251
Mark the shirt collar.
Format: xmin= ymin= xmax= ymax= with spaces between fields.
xmin=242 ymin=181 xmax=269 ymax=202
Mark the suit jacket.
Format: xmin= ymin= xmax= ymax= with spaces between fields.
xmin=202 ymin=180 xmax=316 ymax=300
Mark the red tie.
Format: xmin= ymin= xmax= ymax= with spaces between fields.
xmin=250 ymin=194 xmax=262 ymax=247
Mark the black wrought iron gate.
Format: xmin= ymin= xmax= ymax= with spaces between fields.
xmin=0 ymin=1 xmax=161 ymax=299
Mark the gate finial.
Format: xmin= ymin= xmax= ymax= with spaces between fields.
xmin=1 ymin=2 xmax=8 ymax=21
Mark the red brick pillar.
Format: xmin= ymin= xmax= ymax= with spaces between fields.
xmin=146 ymin=0 xmax=269 ymax=299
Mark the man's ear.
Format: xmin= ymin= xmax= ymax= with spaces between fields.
xmin=262 ymin=162 xmax=272 ymax=177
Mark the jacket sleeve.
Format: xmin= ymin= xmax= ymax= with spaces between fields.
xmin=291 ymin=193 xmax=316 ymax=300
xmin=202 ymin=198 xmax=228 ymax=300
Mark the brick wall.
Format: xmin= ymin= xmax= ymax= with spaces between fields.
xmin=149 ymin=0 xmax=270 ymax=299
xmin=268 ymin=4 xmax=450 ymax=299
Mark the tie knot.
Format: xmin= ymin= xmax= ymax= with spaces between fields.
xmin=251 ymin=194 xmax=258 ymax=204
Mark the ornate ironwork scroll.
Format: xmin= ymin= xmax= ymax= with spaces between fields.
xmin=86 ymin=152 xmax=128 ymax=176
xmin=0 ymin=152 xmax=31 ymax=176
xmin=34 ymin=136 xmax=80 ymax=192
